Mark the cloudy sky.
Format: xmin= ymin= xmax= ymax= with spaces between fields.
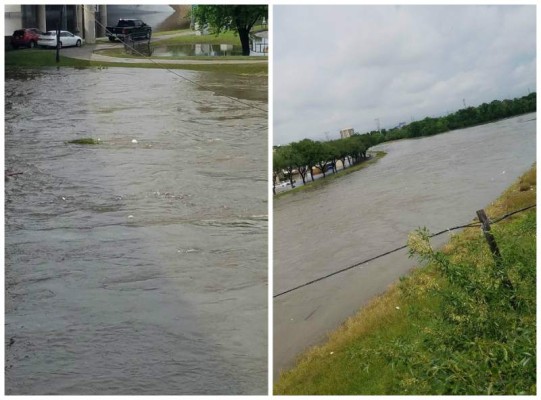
xmin=273 ymin=5 xmax=536 ymax=145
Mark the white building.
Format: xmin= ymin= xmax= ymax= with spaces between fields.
xmin=340 ymin=128 xmax=354 ymax=139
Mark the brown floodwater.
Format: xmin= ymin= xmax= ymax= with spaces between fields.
xmin=5 ymin=67 xmax=267 ymax=395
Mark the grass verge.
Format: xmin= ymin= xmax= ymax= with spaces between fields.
xmin=153 ymin=29 xmax=240 ymax=46
xmin=153 ymin=26 xmax=267 ymax=44
xmin=94 ymin=47 xmax=267 ymax=62
xmin=274 ymin=151 xmax=386 ymax=200
xmin=274 ymin=165 xmax=536 ymax=395
xmin=5 ymin=49 xmax=267 ymax=75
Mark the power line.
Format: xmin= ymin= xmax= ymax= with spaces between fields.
xmin=273 ymin=204 xmax=536 ymax=298
xmin=491 ymin=204 xmax=536 ymax=223
xmin=80 ymin=6 xmax=268 ymax=114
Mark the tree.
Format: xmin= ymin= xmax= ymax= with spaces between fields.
xmin=290 ymin=141 xmax=310 ymax=185
xmin=326 ymin=140 xmax=341 ymax=174
xmin=333 ymin=138 xmax=352 ymax=171
xmin=313 ymin=141 xmax=333 ymax=178
xmin=293 ymin=139 xmax=320 ymax=182
xmin=274 ymin=145 xmax=296 ymax=188
xmin=191 ymin=5 xmax=267 ymax=56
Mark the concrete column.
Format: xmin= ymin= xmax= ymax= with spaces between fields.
xmin=36 ymin=4 xmax=46 ymax=32
xmin=61 ymin=5 xmax=68 ymax=31
xmin=83 ymin=6 xmax=96 ymax=44
xmin=98 ymin=5 xmax=107 ymax=38
xmin=75 ymin=5 xmax=83 ymax=36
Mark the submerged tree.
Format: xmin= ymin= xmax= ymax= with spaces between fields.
xmin=191 ymin=5 xmax=268 ymax=56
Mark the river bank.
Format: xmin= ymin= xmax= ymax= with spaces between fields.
xmin=274 ymin=151 xmax=386 ymax=198
xmin=273 ymin=114 xmax=535 ymax=376
xmin=275 ymin=165 xmax=536 ymax=394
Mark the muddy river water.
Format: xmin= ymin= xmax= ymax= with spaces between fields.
xmin=274 ymin=113 xmax=536 ymax=375
xmin=5 ymin=68 xmax=267 ymax=394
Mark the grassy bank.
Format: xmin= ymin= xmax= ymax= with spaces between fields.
xmin=275 ymin=166 xmax=536 ymax=395
xmin=274 ymin=151 xmax=386 ymax=200
xmin=94 ymin=47 xmax=267 ymax=62
xmin=97 ymin=28 xmax=267 ymax=62
xmin=153 ymin=29 xmax=239 ymax=46
xmin=153 ymin=26 xmax=267 ymax=44
xmin=5 ymin=48 xmax=267 ymax=75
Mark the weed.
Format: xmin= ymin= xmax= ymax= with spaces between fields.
xmin=67 ymin=138 xmax=100 ymax=145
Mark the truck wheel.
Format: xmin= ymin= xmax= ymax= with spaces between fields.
xmin=29 ymin=41 xmax=36 ymax=49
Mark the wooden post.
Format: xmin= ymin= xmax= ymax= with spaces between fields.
xmin=476 ymin=209 xmax=502 ymax=266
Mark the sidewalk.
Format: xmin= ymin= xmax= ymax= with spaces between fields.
xmin=62 ymin=38 xmax=267 ymax=65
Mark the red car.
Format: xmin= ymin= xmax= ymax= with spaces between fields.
xmin=11 ymin=28 xmax=42 ymax=49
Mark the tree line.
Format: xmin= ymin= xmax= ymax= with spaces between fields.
xmin=273 ymin=92 xmax=536 ymax=194
xmin=273 ymin=134 xmax=380 ymax=193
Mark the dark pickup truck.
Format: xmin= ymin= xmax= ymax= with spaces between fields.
xmin=105 ymin=19 xmax=151 ymax=42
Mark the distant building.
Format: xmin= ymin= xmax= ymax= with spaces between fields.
xmin=340 ymin=128 xmax=354 ymax=139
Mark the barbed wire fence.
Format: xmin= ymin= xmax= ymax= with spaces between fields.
xmin=273 ymin=204 xmax=536 ymax=298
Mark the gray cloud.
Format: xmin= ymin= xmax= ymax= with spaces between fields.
xmin=274 ymin=5 xmax=536 ymax=145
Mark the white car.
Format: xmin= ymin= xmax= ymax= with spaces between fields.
xmin=38 ymin=30 xmax=83 ymax=48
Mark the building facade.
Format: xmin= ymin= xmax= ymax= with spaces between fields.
xmin=5 ymin=5 xmax=107 ymax=44
xmin=340 ymin=128 xmax=354 ymax=139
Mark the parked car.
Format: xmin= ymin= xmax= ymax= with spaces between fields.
xmin=105 ymin=19 xmax=152 ymax=42
xmin=11 ymin=28 xmax=42 ymax=49
xmin=38 ymin=30 xmax=83 ymax=48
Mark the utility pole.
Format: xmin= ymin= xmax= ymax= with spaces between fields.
xmin=374 ymin=118 xmax=380 ymax=133
xmin=56 ymin=6 xmax=63 ymax=63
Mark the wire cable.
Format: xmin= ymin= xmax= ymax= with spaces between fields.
xmin=80 ymin=6 xmax=268 ymax=114
xmin=273 ymin=204 xmax=536 ymax=298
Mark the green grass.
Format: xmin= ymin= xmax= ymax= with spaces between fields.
xmin=275 ymin=165 xmax=536 ymax=395
xmin=95 ymin=47 xmax=267 ymax=62
xmin=5 ymin=49 xmax=97 ymax=68
xmin=4 ymin=49 xmax=267 ymax=75
xmin=274 ymin=151 xmax=386 ymax=200
xmin=152 ymin=28 xmax=193 ymax=37
xmin=154 ymin=29 xmax=240 ymax=46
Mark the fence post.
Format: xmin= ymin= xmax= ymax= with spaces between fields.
xmin=477 ymin=209 xmax=517 ymax=298
xmin=476 ymin=207 xmax=514 ymax=291
xmin=476 ymin=209 xmax=502 ymax=266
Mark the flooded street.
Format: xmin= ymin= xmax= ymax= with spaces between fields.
xmin=5 ymin=68 xmax=267 ymax=395
xmin=274 ymin=113 xmax=536 ymax=375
